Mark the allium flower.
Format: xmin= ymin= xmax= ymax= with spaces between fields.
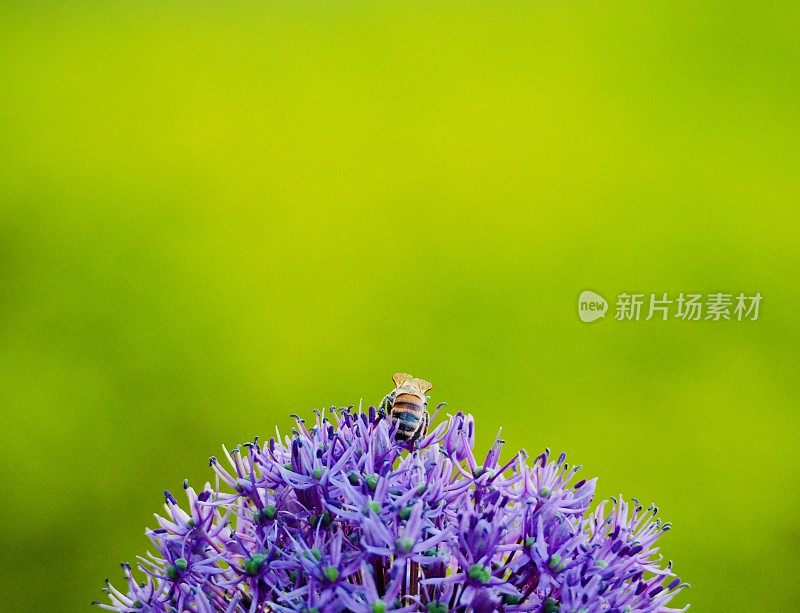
xmin=96 ymin=404 xmax=689 ymax=612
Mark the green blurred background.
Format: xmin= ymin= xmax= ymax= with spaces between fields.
xmin=1 ymin=2 xmax=798 ymax=610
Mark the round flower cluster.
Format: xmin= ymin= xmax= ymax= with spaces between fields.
xmin=97 ymin=405 xmax=689 ymax=612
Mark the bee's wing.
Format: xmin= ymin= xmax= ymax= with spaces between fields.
xmin=415 ymin=378 xmax=433 ymax=394
xmin=392 ymin=372 xmax=414 ymax=388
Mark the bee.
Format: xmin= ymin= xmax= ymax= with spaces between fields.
xmin=378 ymin=372 xmax=433 ymax=442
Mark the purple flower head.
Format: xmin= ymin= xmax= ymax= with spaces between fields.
xmin=97 ymin=401 xmax=689 ymax=612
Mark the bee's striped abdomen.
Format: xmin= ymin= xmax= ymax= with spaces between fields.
xmin=390 ymin=393 xmax=425 ymax=440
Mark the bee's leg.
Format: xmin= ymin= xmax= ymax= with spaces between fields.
xmin=413 ymin=411 xmax=430 ymax=442
xmin=378 ymin=394 xmax=392 ymax=419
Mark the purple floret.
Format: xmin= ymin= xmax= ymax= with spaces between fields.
xmin=96 ymin=405 xmax=689 ymax=612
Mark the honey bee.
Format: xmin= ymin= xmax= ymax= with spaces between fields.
xmin=378 ymin=372 xmax=433 ymax=442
